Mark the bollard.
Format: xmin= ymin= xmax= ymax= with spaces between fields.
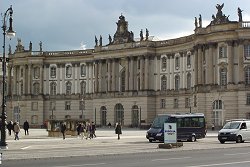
xmin=0 ymin=152 xmax=2 ymax=164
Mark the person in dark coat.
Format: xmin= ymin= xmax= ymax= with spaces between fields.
xmin=76 ymin=123 xmax=81 ymax=138
xmin=23 ymin=120 xmax=30 ymax=135
xmin=7 ymin=121 xmax=13 ymax=136
xmin=115 ymin=122 xmax=122 ymax=140
xmin=60 ymin=122 xmax=67 ymax=139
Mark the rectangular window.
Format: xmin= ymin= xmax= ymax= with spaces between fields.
xmin=174 ymin=98 xmax=178 ymax=108
xmin=247 ymin=94 xmax=250 ymax=105
xmin=244 ymin=45 xmax=250 ymax=59
xmin=50 ymin=101 xmax=56 ymax=110
xmin=219 ymin=46 xmax=227 ymax=58
xmin=185 ymin=98 xmax=190 ymax=108
xmin=81 ymin=64 xmax=86 ymax=77
xmin=160 ymin=99 xmax=166 ymax=109
xmin=175 ymin=57 xmax=180 ymax=69
xmin=50 ymin=67 xmax=56 ymax=78
xmin=79 ymin=100 xmax=85 ymax=110
xmin=65 ymin=101 xmax=71 ymax=110
xmin=32 ymin=102 xmax=38 ymax=111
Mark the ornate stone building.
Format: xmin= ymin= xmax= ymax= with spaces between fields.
xmin=6 ymin=4 xmax=250 ymax=128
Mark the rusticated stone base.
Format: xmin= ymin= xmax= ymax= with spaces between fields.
xmin=158 ymin=142 xmax=183 ymax=149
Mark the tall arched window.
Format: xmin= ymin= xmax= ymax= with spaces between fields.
xmin=33 ymin=67 xmax=40 ymax=79
xmin=81 ymin=64 xmax=86 ymax=77
xmin=245 ymin=66 xmax=250 ymax=85
xmin=114 ymin=103 xmax=124 ymax=125
xmin=131 ymin=105 xmax=139 ymax=127
xmin=187 ymin=54 xmax=191 ymax=66
xmin=66 ymin=65 xmax=72 ymax=78
xmin=80 ymin=81 xmax=86 ymax=95
xmin=50 ymin=82 xmax=57 ymax=95
xmin=161 ymin=75 xmax=167 ymax=91
xmin=161 ymin=57 xmax=167 ymax=70
xmin=187 ymin=73 xmax=191 ymax=89
xmin=66 ymin=81 xmax=72 ymax=95
xmin=50 ymin=66 xmax=56 ymax=78
xmin=175 ymin=57 xmax=180 ymax=69
xmin=33 ymin=82 xmax=40 ymax=95
xmin=175 ymin=75 xmax=180 ymax=90
xmin=100 ymin=106 xmax=107 ymax=126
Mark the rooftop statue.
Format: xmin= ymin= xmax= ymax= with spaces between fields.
xmin=113 ymin=14 xmax=134 ymax=44
xmin=238 ymin=7 xmax=243 ymax=22
xmin=210 ymin=3 xmax=230 ymax=25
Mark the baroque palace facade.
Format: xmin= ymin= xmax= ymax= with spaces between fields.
xmin=5 ymin=4 xmax=250 ymax=128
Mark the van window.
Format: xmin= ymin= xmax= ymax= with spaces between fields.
xmin=241 ymin=122 xmax=247 ymax=129
xmin=222 ymin=122 xmax=240 ymax=129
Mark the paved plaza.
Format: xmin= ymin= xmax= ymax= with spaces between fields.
xmin=2 ymin=128 xmax=250 ymax=161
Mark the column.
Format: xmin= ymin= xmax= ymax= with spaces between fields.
xmin=90 ymin=62 xmax=94 ymax=93
xmin=27 ymin=64 xmax=31 ymax=94
xmin=139 ymin=56 xmax=144 ymax=90
xmin=39 ymin=65 xmax=43 ymax=94
xmin=197 ymin=45 xmax=202 ymax=85
xmin=107 ymin=59 xmax=111 ymax=92
xmin=227 ymin=41 xmax=233 ymax=84
xmin=144 ymin=55 xmax=149 ymax=90
xmin=237 ymin=40 xmax=244 ymax=84
xmin=207 ymin=43 xmax=214 ymax=84
xmin=7 ymin=65 xmax=12 ymax=95
xmin=94 ymin=61 xmax=98 ymax=93
xmin=86 ymin=63 xmax=89 ymax=94
xmin=129 ymin=57 xmax=134 ymax=91
xmin=112 ymin=59 xmax=116 ymax=91
xmin=125 ymin=57 xmax=129 ymax=91
xmin=98 ymin=61 xmax=102 ymax=92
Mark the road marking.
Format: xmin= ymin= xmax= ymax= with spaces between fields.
xmin=54 ymin=163 xmax=106 ymax=167
xmin=152 ymin=157 xmax=191 ymax=161
xmin=224 ymin=152 xmax=250 ymax=156
xmin=21 ymin=146 xmax=31 ymax=150
xmin=186 ymin=160 xmax=250 ymax=167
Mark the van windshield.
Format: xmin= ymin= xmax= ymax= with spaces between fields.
xmin=222 ymin=122 xmax=241 ymax=129
xmin=151 ymin=115 xmax=169 ymax=128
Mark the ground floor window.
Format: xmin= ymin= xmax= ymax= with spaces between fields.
xmin=131 ymin=105 xmax=139 ymax=127
xmin=114 ymin=103 xmax=124 ymax=125
xmin=100 ymin=106 xmax=107 ymax=126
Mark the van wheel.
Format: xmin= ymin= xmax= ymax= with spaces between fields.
xmin=236 ymin=136 xmax=242 ymax=143
xmin=149 ymin=139 xmax=153 ymax=143
xmin=189 ymin=135 xmax=196 ymax=142
xmin=219 ymin=140 xmax=225 ymax=144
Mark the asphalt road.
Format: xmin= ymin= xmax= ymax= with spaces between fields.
xmin=2 ymin=147 xmax=250 ymax=167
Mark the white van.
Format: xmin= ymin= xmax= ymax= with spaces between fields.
xmin=218 ymin=120 xmax=250 ymax=144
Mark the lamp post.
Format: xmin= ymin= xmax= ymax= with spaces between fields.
xmin=1 ymin=5 xmax=16 ymax=149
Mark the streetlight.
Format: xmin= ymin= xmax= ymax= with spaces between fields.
xmin=1 ymin=5 xmax=16 ymax=149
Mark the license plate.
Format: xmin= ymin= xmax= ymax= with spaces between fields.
xmin=222 ymin=137 xmax=227 ymax=140
xmin=149 ymin=137 xmax=154 ymax=139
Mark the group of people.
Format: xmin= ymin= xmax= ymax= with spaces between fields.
xmin=6 ymin=120 xmax=30 ymax=140
xmin=61 ymin=121 xmax=122 ymax=140
xmin=76 ymin=122 xmax=96 ymax=140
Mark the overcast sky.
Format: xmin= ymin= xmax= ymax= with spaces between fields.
xmin=1 ymin=0 xmax=250 ymax=52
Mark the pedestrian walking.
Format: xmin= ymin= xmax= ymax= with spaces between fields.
xmin=108 ymin=122 xmax=111 ymax=128
xmin=76 ymin=123 xmax=81 ymax=138
xmin=60 ymin=122 xmax=67 ymax=140
xmin=115 ymin=122 xmax=122 ymax=140
xmin=87 ymin=122 xmax=93 ymax=139
xmin=13 ymin=122 xmax=20 ymax=140
xmin=91 ymin=122 xmax=96 ymax=138
xmin=23 ymin=120 xmax=30 ymax=135
xmin=7 ymin=121 xmax=13 ymax=136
